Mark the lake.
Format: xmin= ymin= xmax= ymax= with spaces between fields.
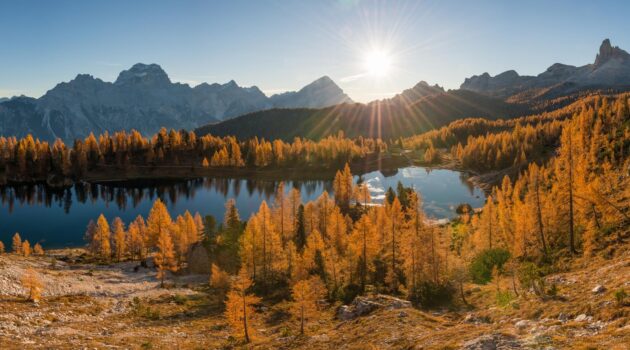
xmin=0 ymin=167 xmax=485 ymax=248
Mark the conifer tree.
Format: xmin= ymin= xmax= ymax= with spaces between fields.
xmin=112 ymin=217 xmax=126 ymax=261
xmin=33 ymin=243 xmax=44 ymax=256
xmin=21 ymin=268 xmax=43 ymax=303
xmin=147 ymin=199 xmax=172 ymax=248
xmin=12 ymin=233 xmax=22 ymax=254
xmin=225 ymin=268 xmax=261 ymax=343
xmin=291 ymin=276 xmax=326 ymax=335
xmin=94 ymin=214 xmax=112 ymax=260
xmin=0 ymin=241 xmax=4 ymax=254
xmin=22 ymin=240 xmax=32 ymax=257
xmin=155 ymin=228 xmax=176 ymax=287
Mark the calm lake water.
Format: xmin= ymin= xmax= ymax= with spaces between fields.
xmin=0 ymin=167 xmax=485 ymax=248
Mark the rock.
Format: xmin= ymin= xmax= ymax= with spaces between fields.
xmin=515 ymin=320 xmax=531 ymax=331
xmin=336 ymin=294 xmax=407 ymax=320
xmin=557 ymin=313 xmax=569 ymax=322
xmin=462 ymin=333 xmax=522 ymax=350
xmin=398 ymin=311 xmax=408 ymax=318
xmin=575 ymin=314 xmax=590 ymax=322
xmin=591 ymin=285 xmax=606 ymax=294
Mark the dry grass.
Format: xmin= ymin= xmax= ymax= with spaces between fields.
xmin=0 ymin=247 xmax=629 ymax=349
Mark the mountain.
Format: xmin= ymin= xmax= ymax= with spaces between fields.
xmin=0 ymin=64 xmax=351 ymax=141
xmin=197 ymin=86 xmax=528 ymax=140
xmin=269 ymin=76 xmax=352 ymax=108
xmin=0 ymin=98 xmax=8 ymax=103
xmin=461 ymin=39 xmax=630 ymax=99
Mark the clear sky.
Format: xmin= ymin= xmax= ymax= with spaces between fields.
xmin=1 ymin=0 xmax=629 ymax=102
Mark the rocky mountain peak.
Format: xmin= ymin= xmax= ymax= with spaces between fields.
xmin=594 ymin=39 xmax=630 ymax=66
xmin=114 ymin=63 xmax=171 ymax=86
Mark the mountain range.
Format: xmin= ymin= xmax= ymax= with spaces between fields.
xmin=0 ymin=64 xmax=351 ymax=141
xmin=198 ymin=39 xmax=630 ymax=140
xmin=460 ymin=39 xmax=630 ymax=100
xmin=1 ymin=39 xmax=629 ymax=142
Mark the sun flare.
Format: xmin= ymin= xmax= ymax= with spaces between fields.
xmin=363 ymin=49 xmax=392 ymax=77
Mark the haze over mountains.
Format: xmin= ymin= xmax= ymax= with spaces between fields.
xmin=199 ymin=39 xmax=630 ymax=140
xmin=0 ymin=64 xmax=351 ymax=141
xmin=1 ymin=39 xmax=629 ymax=142
xmin=460 ymin=39 xmax=630 ymax=100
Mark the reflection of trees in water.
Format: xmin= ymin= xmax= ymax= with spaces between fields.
xmin=0 ymin=177 xmax=333 ymax=214
xmin=458 ymin=172 xmax=477 ymax=196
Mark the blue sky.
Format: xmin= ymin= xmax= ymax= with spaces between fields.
xmin=1 ymin=0 xmax=628 ymax=102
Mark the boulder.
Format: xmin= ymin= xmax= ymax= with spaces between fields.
xmin=591 ymin=285 xmax=606 ymax=294
xmin=336 ymin=294 xmax=410 ymax=320
xmin=186 ymin=243 xmax=211 ymax=274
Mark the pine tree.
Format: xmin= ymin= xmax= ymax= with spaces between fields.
xmin=291 ymin=276 xmax=326 ymax=335
xmin=224 ymin=268 xmax=261 ymax=343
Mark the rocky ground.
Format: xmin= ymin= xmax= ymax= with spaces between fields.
xmin=0 ymin=248 xmax=628 ymax=349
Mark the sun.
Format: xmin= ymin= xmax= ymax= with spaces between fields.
xmin=363 ymin=49 xmax=392 ymax=77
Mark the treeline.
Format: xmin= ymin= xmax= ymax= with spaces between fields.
xmin=467 ymin=94 xmax=628 ymax=259
xmin=0 ymin=128 xmax=386 ymax=181
xmin=403 ymin=93 xmax=628 ymax=172
xmin=85 ymin=200 xmax=204 ymax=280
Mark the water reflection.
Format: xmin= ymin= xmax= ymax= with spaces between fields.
xmin=0 ymin=167 xmax=484 ymax=248
xmin=0 ymin=178 xmax=333 ymax=214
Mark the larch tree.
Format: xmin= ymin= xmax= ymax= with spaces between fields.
xmin=349 ymin=214 xmax=378 ymax=292
xmin=291 ymin=276 xmax=326 ymax=335
xmin=12 ymin=233 xmax=22 ymax=254
xmin=112 ymin=217 xmax=126 ymax=262
xmin=146 ymin=198 xmax=172 ymax=248
xmin=22 ymin=240 xmax=32 ymax=257
xmin=33 ymin=243 xmax=44 ymax=256
xmin=384 ymin=197 xmax=405 ymax=291
xmin=155 ymin=228 xmax=177 ymax=287
xmin=0 ymin=241 xmax=5 ymax=254
xmin=224 ymin=268 xmax=261 ymax=343
xmin=93 ymin=214 xmax=112 ymax=260
xmin=21 ymin=268 xmax=43 ymax=303
xmin=333 ymin=163 xmax=353 ymax=211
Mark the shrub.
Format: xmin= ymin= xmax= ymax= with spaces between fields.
xmin=496 ymin=290 xmax=514 ymax=307
xmin=339 ymin=283 xmax=362 ymax=305
xmin=469 ymin=248 xmax=511 ymax=284
xmin=408 ymin=281 xmax=455 ymax=308
xmin=615 ymin=288 xmax=627 ymax=306
xmin=518 ymin=262 xmax=546 ymax=296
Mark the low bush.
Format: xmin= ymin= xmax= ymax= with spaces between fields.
xmin=469 ymin=248 xmax=511 ymax=284
xmin=408 ymin=281 xmax=455 ymax=308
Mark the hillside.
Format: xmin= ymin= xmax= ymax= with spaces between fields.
xmin=0 ymin=248 xmax=628 ymax=349
xmin=197 ymin=87 xmax=528 ymax=140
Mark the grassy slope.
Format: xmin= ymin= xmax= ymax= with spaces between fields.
xmin=1 ymin=245 xmax=628 ymax=349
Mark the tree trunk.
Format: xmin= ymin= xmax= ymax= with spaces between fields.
xmin=568 ymin=132 xmax=576 ymax=254
xmin=534 ymin=178 xmax=548 ymax=257
xmin=459 ymin=282 xmax=468 ymax=305
xmin=243 ymin=294 xmax=250 ymax=343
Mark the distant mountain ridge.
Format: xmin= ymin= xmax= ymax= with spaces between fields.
xmin=0 ymin=63 xmax=351 ymax=141
xmin=196 ymin=85 xmax=528 ymax=140
xmin=461 ymin=39 xmax=630 ymax=99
